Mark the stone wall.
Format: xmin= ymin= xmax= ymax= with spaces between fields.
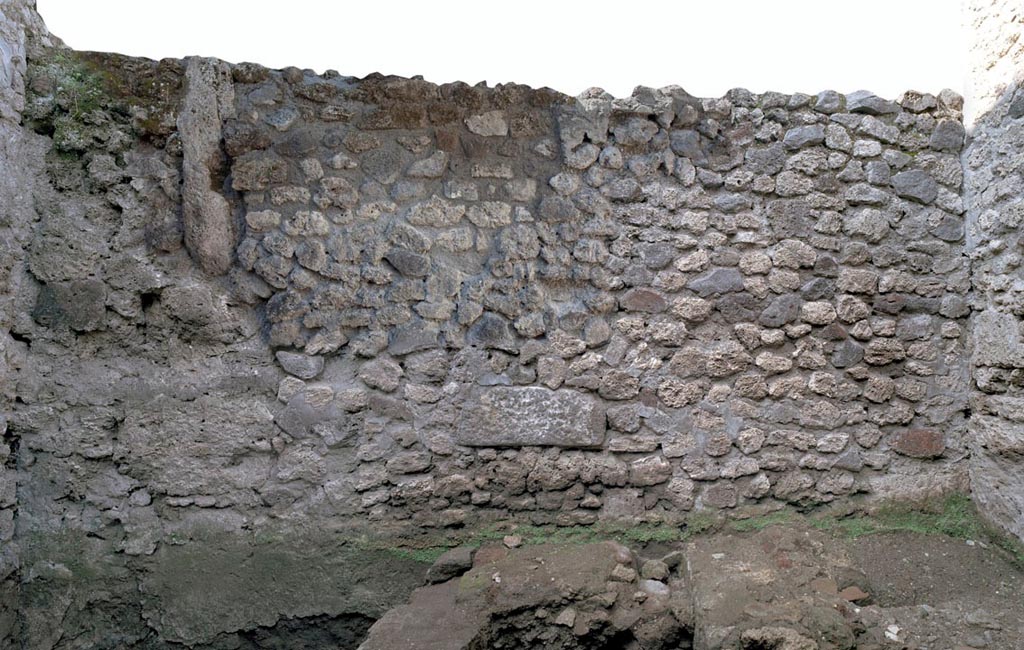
xmin=11 ymin=47 xmax=974 ymax=540
xmin=214 ymin=69 xmax=971 ymax=522
xmin=0 ymin=0 xmax=58 ymax=643
xmin=3 ymin=0 xmax=1018 ymax=647
xmin=964 ymin=0 xmax=1024 ymax=541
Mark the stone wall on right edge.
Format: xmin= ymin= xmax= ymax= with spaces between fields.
xmin=964 ymin=0 xmax=1024 ymax=540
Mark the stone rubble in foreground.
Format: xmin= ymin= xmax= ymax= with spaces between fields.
xmin=361 ymin=524 xmax=1024 ymax=649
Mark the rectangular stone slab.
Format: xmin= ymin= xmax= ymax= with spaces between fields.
xmin=973 ymin=309 xmax=1024 ymax=368
xmin=456 ymin=386 xmax=606 ymax=447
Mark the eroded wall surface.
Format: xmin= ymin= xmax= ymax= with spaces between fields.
xmin=4 ymin=0 xmax=1018 ymax=646
xmin=0 ymin=0 xmax=58 ymax=643
xmin=214 ymin=72 xmax=970 ymax=519
xmin=964 ymin=0 xmax=1024 ymax=541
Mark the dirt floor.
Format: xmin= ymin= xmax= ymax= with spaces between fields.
xmin=360 ymin=506 xmax=1024 ymax=650
xmin=847 ymin=531 xmax=1024 ymax=649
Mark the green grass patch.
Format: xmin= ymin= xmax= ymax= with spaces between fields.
xmin=358 ymin=512 xmax=725 ymax=564
xmin=356 ymin=494 xmax=1024 ymax=571
xmin=729 ymin=510 xmax=794 ymax=533
xmin=810 ymin=493 xmax=983 ymax=539
xmin=469 ymin=521 xmax=692 ymax=547
xmin=809 ymin=493 xmax=1024 ymax=570
xmin=990 ymin=533 xmax=1024 ymax=571
xmin=499 ymin=513 xmax=725 ymax=547
xmin=384 ymin=546 xmax=452 ymax=564
xmin=680 ymin=511 xmax=720 ymax=539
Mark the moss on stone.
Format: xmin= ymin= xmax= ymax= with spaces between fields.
xmin=356 ymin=494 xmax=1024 ymax=572
xmin=24 ymin=49 xmax=183 ymax=153
xmin=23 ymin=50 xmax=110 ymax=152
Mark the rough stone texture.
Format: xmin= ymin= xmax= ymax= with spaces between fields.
xmin=5 ymin=37 xmax=977 ymax=647
xmin=964 ymin=0 xmax=1024 ymax=542
xmin=0 ymin=1 xmax=60 ymax=644
xmin=456 ymin=387 xmax=606 ymax=448
xmin=179 ymin=57 xmax=237 ymax=275
xmin=360 ymin=541 xmax=685 ymax=650
xmin=891 ymin=428 xmax=946 ymax=458
xmin=136 ymin=528 xmax=426 ymax=646
xmin=686 ymin=526 xmax=861 ymax=649
xmin=3 ymin=1 xmax=1024 ymax=646
xmin=275 ymin=349 xmax=324 ymax=378
xmin=425 ymin=546 xmax=475 ymax=584
xmin=360 ymin=525 xmax=1024 ymax=650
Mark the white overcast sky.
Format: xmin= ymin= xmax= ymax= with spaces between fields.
xmin=37 ymin=0 xmax=965 ymax=100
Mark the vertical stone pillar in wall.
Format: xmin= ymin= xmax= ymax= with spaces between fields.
xmin=963 ymin=0 xmax=1024 ymax=541
xmin=178 ymin=57 xmax=237 ymax=275
xmin=0 ymin=2 xmax=57 ymax=643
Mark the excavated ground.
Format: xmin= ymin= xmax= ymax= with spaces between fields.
xmin=353 ymin=513 xmax=1024 ymax=650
